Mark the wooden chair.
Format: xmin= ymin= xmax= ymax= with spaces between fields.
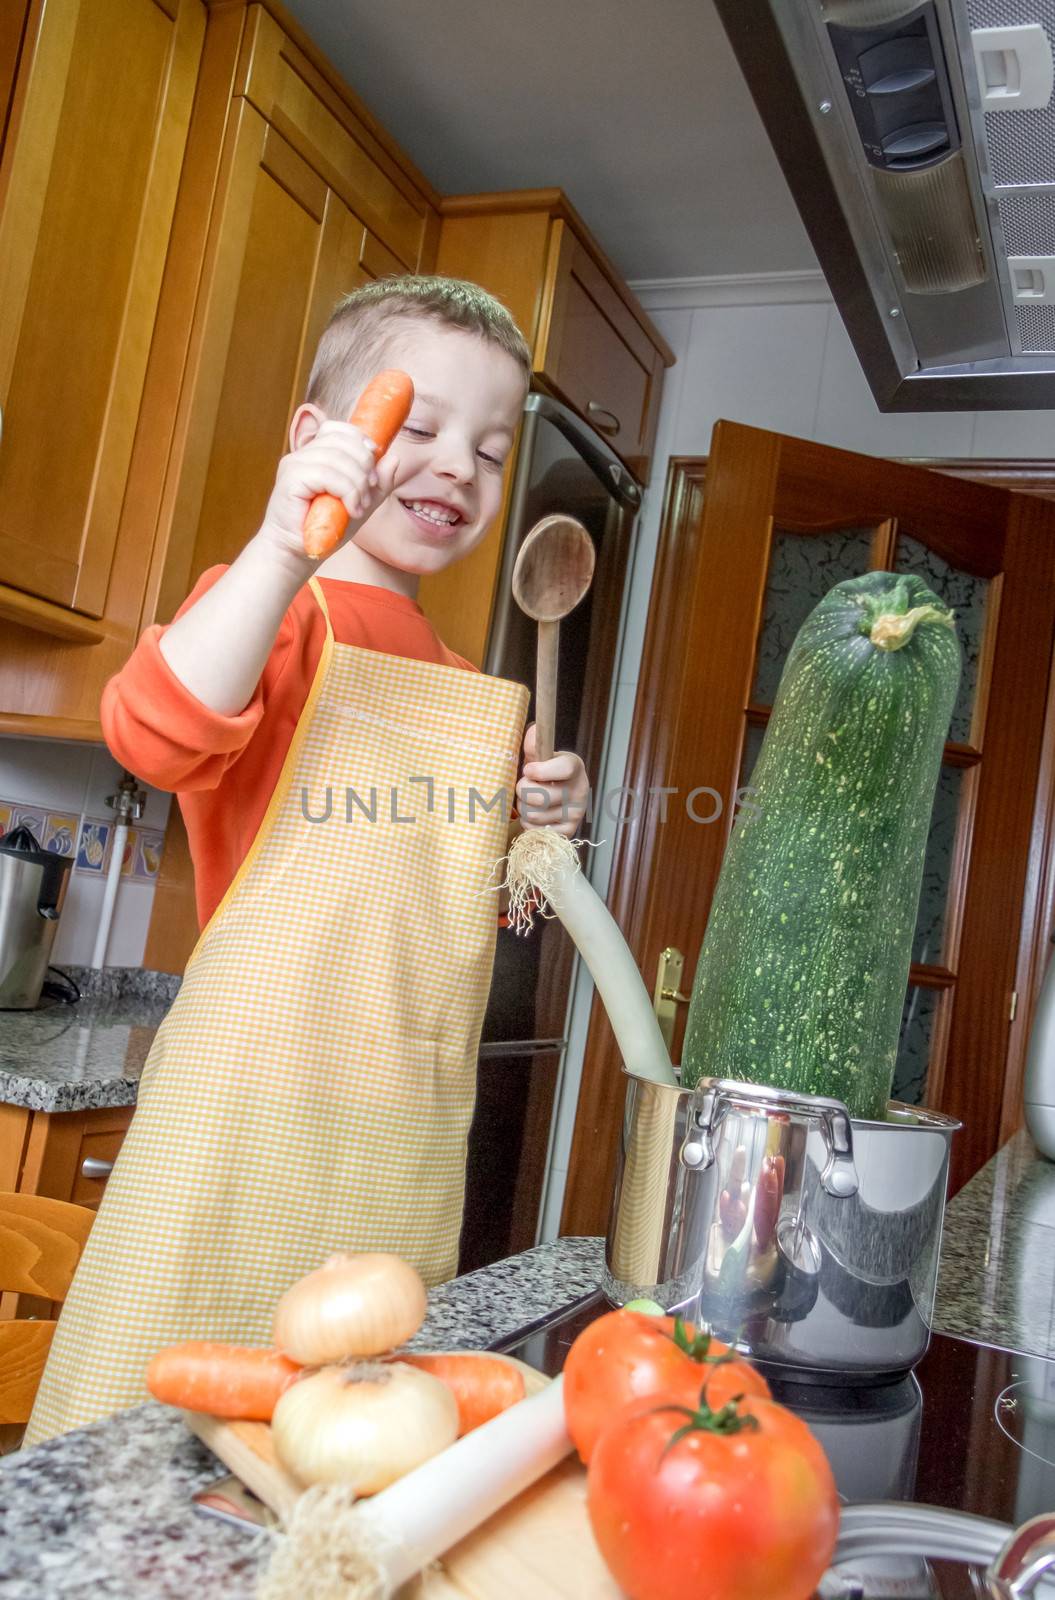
xmin=0 ymin=1191 xmax=95 ymax=1427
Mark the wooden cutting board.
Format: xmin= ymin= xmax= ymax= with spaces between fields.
xmin=185 ymin=1358 xmax=622 ymax=1598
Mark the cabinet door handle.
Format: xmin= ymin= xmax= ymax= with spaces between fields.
xmin=81 ymin=1157 xmax=114 ymax=1180
xmin=586 ymin=401 xmax=621 ymax=436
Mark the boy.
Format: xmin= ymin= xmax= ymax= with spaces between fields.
xmin=26 ymin=277 xmax=590 ymax=1443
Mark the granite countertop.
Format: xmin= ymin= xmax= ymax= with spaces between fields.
xmin=0 ymin=1237 xmax=604 ymax=1599
xmin=0 ymin=967 xmax=179 ymax=1113
xmin=934 ymin=1127 xmax=1055 ymax=1358
xmin=3 ymin=1132 xmax=1054 ymax=1596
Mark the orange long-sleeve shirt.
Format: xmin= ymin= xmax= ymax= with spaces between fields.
xmin=102 ymin=569 xmax=481 ymax=929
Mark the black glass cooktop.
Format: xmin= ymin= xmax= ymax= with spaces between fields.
xmin=491 ymin=1291 xmax=1055 ymax=1526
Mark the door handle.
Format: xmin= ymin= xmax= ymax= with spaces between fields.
xmin=653 ymin=946 xmax=690 ymax=1054
xmin=80 ymin=1157 xmax=114 ymax=1180
xmin=586 ymin=401 xmax=621 ymax=436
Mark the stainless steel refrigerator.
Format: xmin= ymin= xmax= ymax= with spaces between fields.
xmin=458 ymin=391 xmax=642 ymax=1272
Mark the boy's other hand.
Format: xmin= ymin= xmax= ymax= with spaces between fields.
xmin=257 ymin=419 xmax=399 ymax=567
xmin=516 ymin=722 xmax=590 ymax=839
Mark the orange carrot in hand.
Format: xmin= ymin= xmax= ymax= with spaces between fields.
xmin=302 ymin=368 xmax=415 ymax=560
xmin=396 ymin=1351 xmax=527 ymax=1434
xmin=146 ymin=1341 xmax=301 ymax=1419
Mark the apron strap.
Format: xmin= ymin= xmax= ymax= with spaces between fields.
xmin=307 ymin=576 xmax=336 ymax=644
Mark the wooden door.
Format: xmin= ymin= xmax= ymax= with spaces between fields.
xmin=0 ymin=0 xmax=203 ymax=615
xmin=562 ymin=421 xmax=1055 ymax=1230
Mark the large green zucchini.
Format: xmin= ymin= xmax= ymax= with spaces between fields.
xmin=681 ymin=572 xmax=961 ymax=1119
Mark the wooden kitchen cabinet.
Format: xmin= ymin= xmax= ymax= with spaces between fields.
xmin=142 ymin=5 xmax=440 ymax=619
xmin=0 ymin=1102 xmax=133 ymax=1212
xmin=418 ymin=191 xmax=674 ymax=665
xmin=536 ymin=222 xmax=667 ymax=482
xmin=0 ymin=0 xmax=205 ymax=626
xmin=0 ymin=4 xmax=30 ymax=139
xmin=149 ymin=101 xmax=385 ymax=615
xmin=0 ymin=1101 xmax=132 ymax=1326
xmin=0 ymin=0 xmax=439 ymax=738
xmin=235 ymin=6 xmax=438 ymax=273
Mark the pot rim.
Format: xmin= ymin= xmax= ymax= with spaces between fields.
xmin=619 ymin=1065 xmax=963 ymax=1135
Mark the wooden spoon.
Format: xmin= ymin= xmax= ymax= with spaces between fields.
xmin=511 ymin=513 xmax=596 ymax=761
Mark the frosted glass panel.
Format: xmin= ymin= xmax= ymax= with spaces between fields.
xmin=738 ymin=721 xmax=766 ymax=790
xmin=895 ymin=534 xmax=989 ymax=744
xmin=892 ymin=985 xmax=942 ymax=1107
xmin=753 ymin=528 xmax=874 ymax=705
xmin=912 ymin=764 xmax=963 ymax=967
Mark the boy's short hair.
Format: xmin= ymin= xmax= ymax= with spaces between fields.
xmin=306 ymin=275 xmax=531 ymax=419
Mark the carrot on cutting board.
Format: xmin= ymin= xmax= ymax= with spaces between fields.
xmin=397 ymin=1351 xmax=527 ymax=1435
xmin=145 ymin=1341 xmax=301 ymax=1420
xmin=302 ymin=368 xmax=415 ymax=560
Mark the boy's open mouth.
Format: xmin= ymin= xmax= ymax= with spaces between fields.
xmin=400 ymin=497 xmax=466 ymax=536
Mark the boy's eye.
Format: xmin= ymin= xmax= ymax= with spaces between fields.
xmin=478 ymin=450 xmax=505 ymax=468
xmin=401 ymin=425 xmax=433 ymax=440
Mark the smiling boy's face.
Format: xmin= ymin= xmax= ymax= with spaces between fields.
xmin=348 ymin=322 xmax=527 ymax=579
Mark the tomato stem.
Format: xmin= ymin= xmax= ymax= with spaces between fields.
xmin=656 ymin=1384 xmax=760 ymax=1461
xmin=669 ymin=1317 xmax=737 ymax=1369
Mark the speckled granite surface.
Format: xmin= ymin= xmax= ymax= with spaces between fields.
xmin=56 ymin=965 xmax=182 ymax=1004
xmin=934 ymin=1128 xmax=1055 ymax=1358
xmin=0 ymin=1237 xmax=603 ymax=1598
xmin=0 ymin=968 xmax=178 ymax=1113
xmin=4 ymin=1128 xmax=1053 ymax=1595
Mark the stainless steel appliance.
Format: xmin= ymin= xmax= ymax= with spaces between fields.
xmin=714 ymin=0 xmax=1055 ymax=410
xmin=0 ymin=824 xmax=73 ymax=1008
xmin=603 ymin=1071 xmax=961 ymax=1381
xmin=459 ymin=392 xmax=642 ymax=1272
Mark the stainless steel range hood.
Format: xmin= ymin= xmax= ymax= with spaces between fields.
xmin=713 ymin=0 xmax=1055 ymax=409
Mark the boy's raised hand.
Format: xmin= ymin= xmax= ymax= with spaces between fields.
xmin=258 ymin=418 xmax=400 ymax=567
xmin=516 ymin=723 xmax=590 ymax=839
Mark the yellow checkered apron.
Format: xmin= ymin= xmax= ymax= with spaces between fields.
xmin=26 ymin=581 xmax=528 ymax=1444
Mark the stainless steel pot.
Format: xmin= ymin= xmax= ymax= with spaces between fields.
xmin=603 ymin=1072 xmax=961 ymax=1382
xmin=0 ymin=824 xmax=72 ymax=1008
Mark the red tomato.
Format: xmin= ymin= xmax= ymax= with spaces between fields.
xmin=587 ymin=1391 xmax=839 ymax=1600
xmin=562 ymin=1309 xmax=771 ymax=1462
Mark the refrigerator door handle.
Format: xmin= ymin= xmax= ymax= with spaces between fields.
xmin=478 ymin=1038 xmax=566 ymax=1059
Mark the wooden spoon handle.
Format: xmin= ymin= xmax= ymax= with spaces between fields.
xmin=535 ymin=619 xmax=559 ymax=763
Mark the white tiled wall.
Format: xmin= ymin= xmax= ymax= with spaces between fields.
xmin=0 ymin=738 xmax=171 ymax=968
xmin=537 ymin=275 xmax=1055 ymax=1242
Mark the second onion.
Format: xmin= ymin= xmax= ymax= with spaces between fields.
xmin=271 ymin=1361 xmax=458 ymax=1492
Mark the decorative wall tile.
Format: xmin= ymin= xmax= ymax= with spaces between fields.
xmin=117 ymin=828 xmax=137 ymax=879
xmin=12 ymin=805 xmax=47 ymax=840
xmin=134 ymin=829 xmax=164 ymax=881
xmin=75 ymin=818 xmax=111 ymax=874
xmin=43 ymin=811 xmax=79 ymax=857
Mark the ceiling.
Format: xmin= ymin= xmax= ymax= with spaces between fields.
xmin=279 ymin=0 xmax=818 ymax=283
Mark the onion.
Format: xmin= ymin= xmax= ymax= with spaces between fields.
xmin=271 ymin=1361 xmax=458 ymax=1493
xmin=258 ymin=1374 xmax=573 ymax=1600
xmin=273 ymin=1253 xmax=427 ymax=1365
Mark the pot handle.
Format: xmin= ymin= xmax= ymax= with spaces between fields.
xmin=682 ymin=1081 xmax=859 ymax=1199
xmin=819 ymin=1106 xmax=859 ymax=1198
xmin=989 ymin=1513 xmax=1055 ymax=1597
